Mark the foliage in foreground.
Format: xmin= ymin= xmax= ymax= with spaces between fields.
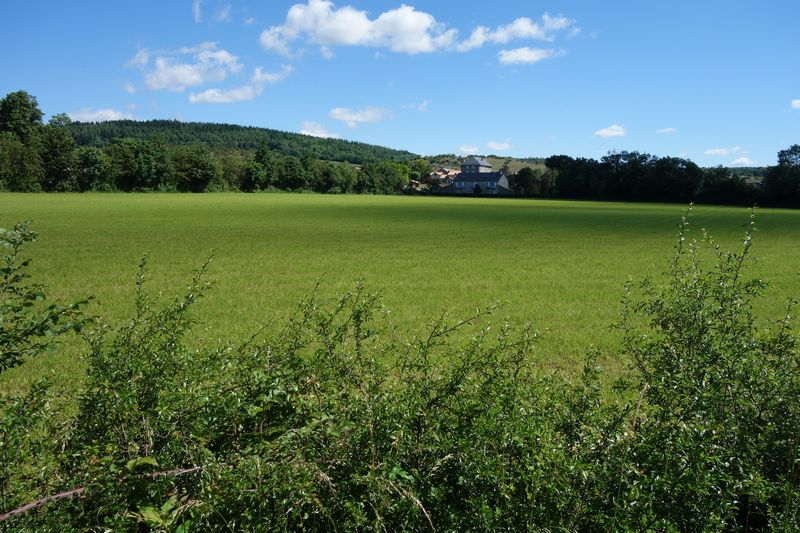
xmin=1 ymin=214 xmax=799 ymax=531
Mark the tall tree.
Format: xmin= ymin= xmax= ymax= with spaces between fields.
xmin=172 ymin=145 xmax=221 ymax=193
xmin=777 ymin=144 xmax=800 ymax=167
xmin=74 ymin=147 xmax=111 ymax=191
xmin=0 ymin=91 xmax=44 ymax=144
xmin=0 ymin=132 xmax=43 ymax=191
xmin=40 ymin=124 xmax=78 ymax=191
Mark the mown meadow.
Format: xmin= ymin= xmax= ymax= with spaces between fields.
xmin=2 ymin=192 xmax=799 ymax=395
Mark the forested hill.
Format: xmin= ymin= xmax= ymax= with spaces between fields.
xmin=66 ymin=120 xmax=418 ymax=165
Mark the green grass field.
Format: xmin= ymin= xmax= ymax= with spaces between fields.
xmin=2 ymin=193 xmax=799 ymax=394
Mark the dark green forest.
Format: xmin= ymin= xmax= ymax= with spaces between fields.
xmin=1 ymin=90 xmax=799 ymax=206
xmin=67 ymin=119 xmax=417 ymax=165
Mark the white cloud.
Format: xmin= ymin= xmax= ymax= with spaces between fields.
xmin=251 ymin=64 xmax=294 ymax=84
xmin=792 ymin=99 xmax=800 ymax=109
xmin=193 ymin=0 xmax=203 ymax=23
xmin=216 ymin=5 xmax=232 ymax=22
xmin=704 ymin=146 xmax=745 ymax=156
xmin=260 ymin=0 xmax=457 ymax=56
xmin=487 ymin=140 xmax=512 ymax=151
xmin=123 ymin=82 xmax=137 ymax=94
xmin=329 ymin=106 xmax=390 ymax=127
xmin=656 ymin=127 xmax=677 ymax=134
xmin=731 ymin=157 xmax=756 ymax=166
xmin=457 ymin=13 xmax=577 ymax=52
xmin=189 ymin=85 xmax=261 ymax=104
xmin=320 ymin=46 xmax=334 ymax=59
xmin=300 ymin=121 xmax=340 ymax=138
xmin=498 ymin=47 xmax=559 ymax=65
xmin=244 ymin=17 xmax=256 ymax=25
xmin=594 ymin=124 xmax=626 ymax=138
xmin=131 ymin=42 xmax=243 ymax=92
xmin=459 ymin=145 xmax=479 ymax=155
xmin=189 ymin=65 xmax=294 ymax=104
xmin=128 ymin=49 xmax=150 ymax=67
xmin=69 ymin=108 xmax=134 ymax=122
xmin=403 ymin=99 xmax=430 ymax=112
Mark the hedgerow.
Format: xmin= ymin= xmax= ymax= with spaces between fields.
xmin=1 ymin=211 xmax=798 ymax=531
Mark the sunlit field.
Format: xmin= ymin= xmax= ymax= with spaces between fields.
xmin=2 ymin=193 xmax=799 ymax=394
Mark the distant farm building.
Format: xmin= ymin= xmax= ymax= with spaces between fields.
xmin=441 ymin=157 xmax=512 ymax=196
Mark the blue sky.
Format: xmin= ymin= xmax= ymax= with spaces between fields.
xmin=1 ymin=0 xmax=797 ymax=165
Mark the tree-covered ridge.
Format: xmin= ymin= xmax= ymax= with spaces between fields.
xmin=67 ymin=119 xmax=418 ymax=165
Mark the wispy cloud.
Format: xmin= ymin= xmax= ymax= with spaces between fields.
xmin=704 ymin=146 xmax=746 ymax=156
xmin=329 ymin=106 xmax=390 ymax=127
xmin=300 ymin=121 xmax=340 ymax=138
xmin=487 ymin=140 xmax=512 ymax=151
xmin=459 ymin=145 xmax=479 ymax=155
xmin=215 ymin=5 xmax=232 ymax=22
xmin=403 ymin=99 xmax=430 ymax=112
xmin=189 ymin=65 xmax=294 ymax=104
xmin=731 ymin=156 xmax=756 ymax=166
xmin=792 ymin=99 xmax=800 ymax=109
xmin=656 ymin=127 xmax=677 ymax=134
xmin=498 ymin=47 xmax=559 ymax=65
xmin=69 ymin=108 xmax=134 ymax=122
xmin=123 ymin=82 xmax=137 ymax=94
xmin=594 ymin=124 xmax=626 ymax=138
xmin=193 ymin=0 xmax=203 ymax=23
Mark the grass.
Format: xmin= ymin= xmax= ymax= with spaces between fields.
xmin=2 ymin=193 xmax=799 ymax=395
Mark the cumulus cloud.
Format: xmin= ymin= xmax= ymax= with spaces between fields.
xmin=498 ymin=47 xmax=559 ymax=65
xmin=130 ymin=42 xmax=243 ymax=92
xmin=459 ymin=145 xmax=479 ymax=155
xmin=300 ymin=121 xmax=340 ymax=138
xmin=260 ymin=0 xmax=457 ymax=56
xmin=656 ymin=127 xmax=677 ymax=134
xmin=193 ymin=0 xmax=203 ymax=23
xmin=189 ymin=65 xmax=294 ymax=104
xmin=457 ymin=13 xmax=577 ymax=52
xmin=594 ymin=124 xmax=626 ymax=138
xmin=731 ymin=156 xmax=756 ymax=166
xmin=704 ymin=146 xmax=745 ymax=156
xmin=792 ymin=99 xmax=800 ymax=109
xmin=329 ymin=106 xmax=390 ymax=127
xmin=487 ymin=140 xmax=512 ymax=151
xmin=69 ymin=108 xmax=134 ymax=122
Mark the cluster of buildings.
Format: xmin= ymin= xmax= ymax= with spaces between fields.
xmin=416 ymin=157 xmax=513 ymax=196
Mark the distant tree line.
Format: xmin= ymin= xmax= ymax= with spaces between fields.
xmin=0 ymin=91 xmax=430 ymax=194
xmin=2 ymin=90 xmax=798 ymax=205
xmin=506 ymin=148 xmax=800 ymax=207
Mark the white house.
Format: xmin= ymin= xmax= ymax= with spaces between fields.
xmin=443 ymin=157 xmax=512 ymax=196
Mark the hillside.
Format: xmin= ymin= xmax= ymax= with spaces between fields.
xmin=428 ymin=154 xmax=547 ymax=174
xmin=67 ymin=119 xmax=419 ymax=165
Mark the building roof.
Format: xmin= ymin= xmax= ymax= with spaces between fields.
xmin=455 ymin=172 xmax=504 ymax=182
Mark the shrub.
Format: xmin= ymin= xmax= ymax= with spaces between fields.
xmin=1 ymin=212 xmax=799 ymax=531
